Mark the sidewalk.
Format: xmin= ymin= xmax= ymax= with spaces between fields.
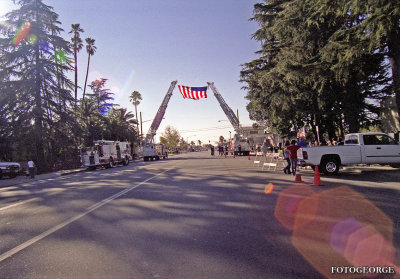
xmin=0 ymin=168 xmax=86 ymax=188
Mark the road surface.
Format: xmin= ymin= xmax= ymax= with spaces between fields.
xmin=0 ymin=152 xmax=399 ymax=278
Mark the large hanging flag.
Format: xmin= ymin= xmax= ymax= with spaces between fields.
xmin=178 ymin=85 xmax=207 ymax=100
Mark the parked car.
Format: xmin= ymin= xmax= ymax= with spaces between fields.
xmin=298 ymin=132 xmax=400 ymax=175
xmin=0 ymin=162 xmax=21 ymax=179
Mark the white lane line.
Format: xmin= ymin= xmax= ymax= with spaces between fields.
xmin=0 ymin=166 xmax=173 ymax=263
xmin=0 ymin=188 xmax=66 ymax=212
xmin=0 ymin=198 xmax=40 ymax=212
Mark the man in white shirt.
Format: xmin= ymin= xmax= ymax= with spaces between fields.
xmin=27 ymin=160 xmax=35 ymax=178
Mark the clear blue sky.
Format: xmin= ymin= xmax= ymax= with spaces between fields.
xmin=1 ymin=0 xmax=260 ymax=144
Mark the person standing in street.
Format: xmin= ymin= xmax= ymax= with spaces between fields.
xmin=262 ymin=140 xmax=268 ymax=156
xmin=27 ymin=160 xmax=35 ymax=178
xmin=283 ymin=141 xmax=291 ymax=174
xmin=286 ymin=140 xmax=301 ymax=176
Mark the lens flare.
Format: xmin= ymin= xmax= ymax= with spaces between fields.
xmin=274 ymin=183 xmax=316 ymax=231
xmin=39 ymin=40 xmax=51 ymax=54
xmin=290 ymin=186 xmax=395 ymax=279
xmin=27 ymin=34 xmax=37 ymax=44
xmin=53 ymin=49 xmax=67 ymax=65
xmin=264 ymin=183 xmax=274 ymax=194
xmin=100 ymin=103 xmax=114 ymax=116
xmin=12 ymin=21 xmax=32 ymax=46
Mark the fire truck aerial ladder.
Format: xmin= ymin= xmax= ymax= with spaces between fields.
xmin=207 ymin=82 xmax=250 ymax=156
xmin=142 ymin=80 xmax=177 ymax=161
xmin=142 ymin=80 xmax=249 ymax=161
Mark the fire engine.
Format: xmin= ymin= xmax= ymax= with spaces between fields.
xmin=80 ymin=140 xmax=132 ymax=170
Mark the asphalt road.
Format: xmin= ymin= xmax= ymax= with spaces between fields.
xmin=0 ymin=152 xmax=399 ymax=279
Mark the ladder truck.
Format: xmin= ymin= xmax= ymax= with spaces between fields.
xmin=142 ymin=81 xmax=177 ymax=161
xmin=207 ymin=82 xmax=251 ymax=156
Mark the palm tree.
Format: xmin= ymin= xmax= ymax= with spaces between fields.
xmin=69 ymin=23 xmax=84 ymax=107
xmin=107 ymin=108 xmax=138 ymax=141
xmin=82 ymin=37 xmax=97 ymax=103
xmin=129 ymin=90 xmax=142 ymax=139
xmin=111 ymin=108 xmax=137 ymax=126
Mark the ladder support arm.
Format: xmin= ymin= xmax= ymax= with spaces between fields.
xmin=144 ymin=80 xmax=177 ymax=145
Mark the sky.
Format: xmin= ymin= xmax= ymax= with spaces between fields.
xmin=0 ymin=0 xmax=260 ymax=145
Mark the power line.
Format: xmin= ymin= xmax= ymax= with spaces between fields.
xmin=179 ymin=125 xmax=232 ymax=134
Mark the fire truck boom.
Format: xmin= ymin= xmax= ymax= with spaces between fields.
xmin=143 ymin=80 xmax=177 ymax=145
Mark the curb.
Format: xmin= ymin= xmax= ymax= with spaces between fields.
xmin=0 ymin=168 xmax=88 ymax=188
xmin=59 ymin=169 xmax=87 ymax=176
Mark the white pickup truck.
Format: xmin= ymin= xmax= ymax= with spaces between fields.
xmin=298 ymin=132 xmax=400 ymax=175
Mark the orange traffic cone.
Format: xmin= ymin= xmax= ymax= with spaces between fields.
xmin=233 ymin=153 xmax=236 ymax=158
xmin=225 ymin=153 xmax=227 ymax=158
xmin=312 ymin=166 xmax=323 ymax=186
xmin=248 ymin=155 xmax=250 ymax=160
xmin=294 ymin=169 xmax=303 ymax=183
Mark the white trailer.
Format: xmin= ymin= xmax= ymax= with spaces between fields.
xmin=80 ymin=140 xmax=132 ymax=170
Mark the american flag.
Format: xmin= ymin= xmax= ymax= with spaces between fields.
xmin=178 ymin=85 xmax=207 ymax=100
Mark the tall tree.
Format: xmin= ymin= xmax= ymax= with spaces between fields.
xmin=0 ymin=0 xmax=73 ymax=171
xmin=69 ymin=23 xmax=84 ymax=107
xmin=241 ymin=0 xmax=390 ymax=139
xmin=82 ymin=37 xmax=96 ymax=102
xmin=129 ymin=90 xmax=142 ymax=140
xmin=311 ymin=0 xmax=400 ymax=122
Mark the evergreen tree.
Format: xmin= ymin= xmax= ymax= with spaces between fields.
xmin=241 ymin=0 xmax=391 ymax=139
xmin=0 ymin=0 xmax=73 ymax=171
xmin=311 ymin=0 xmax=400 ymax=123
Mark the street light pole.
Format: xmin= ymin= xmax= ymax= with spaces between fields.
xmin=140 ymin=112 xmax=143 ymax=139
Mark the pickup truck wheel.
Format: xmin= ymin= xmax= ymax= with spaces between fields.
xmin=321 ymin=158 xmax=340 ymax=175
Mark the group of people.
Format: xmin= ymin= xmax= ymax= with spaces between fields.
xmin=308 ymin=138 xmax=344 ymax=147
xmin=211 ymin=144 xmax=228 ymax=156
